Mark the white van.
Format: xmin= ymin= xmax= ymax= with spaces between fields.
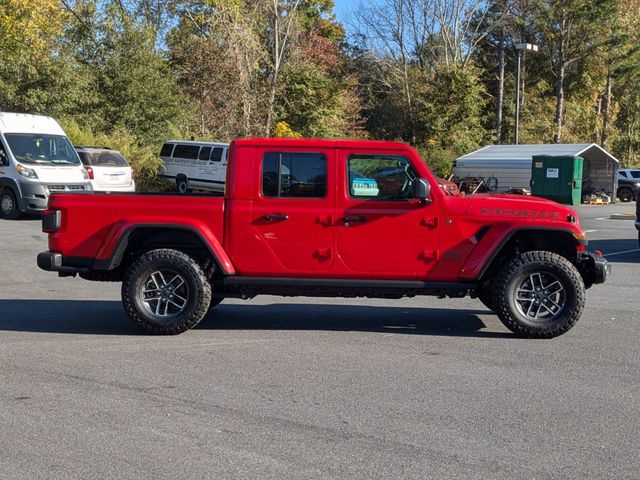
xmin=0 ymin=112 xmax=90 ymax=219
xmin=158 ymin=140 xmax=228 ymax=194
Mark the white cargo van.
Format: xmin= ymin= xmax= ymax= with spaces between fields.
xmin=158 ymin=140 xmax=228 ymax=194
xmin=0 ymin=112 xmax=90 ymax=219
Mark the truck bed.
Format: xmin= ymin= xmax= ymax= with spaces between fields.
xmin=47 ymin=193 xmax=225 ymax=263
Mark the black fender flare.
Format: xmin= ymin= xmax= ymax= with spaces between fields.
xmin=92 ymin=224 xmax=234 ymax=275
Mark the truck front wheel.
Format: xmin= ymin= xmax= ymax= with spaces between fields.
xmin=122 ymin=249 xmax=212 ymax=334
xmin=492 ymin=251 xmax=585 ymax=338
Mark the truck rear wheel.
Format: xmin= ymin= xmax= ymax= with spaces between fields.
xmin=492 ymin=251 xmax=585 ymax=338
xmin=122 ymin=249 xmax=212 ymax=334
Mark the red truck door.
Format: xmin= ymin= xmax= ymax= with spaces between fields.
xmin=335 ymin=150 xmax=439 ymax=278
xmin=238 ymin=149 xmax=335 ymax=274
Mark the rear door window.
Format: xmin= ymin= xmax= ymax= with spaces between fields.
xmin=262 ymin=152 xmax=327 ymax=198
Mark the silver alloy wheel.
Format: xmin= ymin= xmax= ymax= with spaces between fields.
xmin=515 ymin=272 xmax=566 ymax=321
xmin=1 ymin=193 xmax=14 ymax=215
xmin=140 ymin=269 xmax=190 ymax=318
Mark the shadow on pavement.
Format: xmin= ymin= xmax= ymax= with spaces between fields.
xmin=0 ymin=299 xmax=510 ymax=338
xmin=199 ymin=303 xmax=511 ymax=338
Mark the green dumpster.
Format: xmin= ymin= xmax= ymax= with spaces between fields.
xmin=530 ymin=155 xmax=583 ymax=205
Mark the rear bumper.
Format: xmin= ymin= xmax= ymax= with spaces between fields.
xmin=89 ymin=180 xmax=136 ymax=192
xmin=575 ymin=251 xmax=610 ymax=287
xmin=37 ymin=251 xmax=89 ymax=276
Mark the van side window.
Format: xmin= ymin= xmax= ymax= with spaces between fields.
xmin=160 ymin=143 xmax=175 ymax=157
xmin=173 ymin=144 xmax=199 ymax=160
xmin=210 ymin=147 xmax=224 ymax=162
xmin=262 ymin=152 xmax=327 ymax=198
xmin=199 ymin=147 xmax=212 ymax=160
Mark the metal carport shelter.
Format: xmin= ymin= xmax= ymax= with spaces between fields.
xmin=454 ymin=144 xmax=619 ymax=199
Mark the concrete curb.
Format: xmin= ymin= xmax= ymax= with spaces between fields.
xmin=610 ymin=213 xmax=636 ymax=220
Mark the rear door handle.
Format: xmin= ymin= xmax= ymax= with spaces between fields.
xmin=343 ymin=216 xmax=367 ymax=223
xmin=263 ymin=214 xmax=289 ymax=221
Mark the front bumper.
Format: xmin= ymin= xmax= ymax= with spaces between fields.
xmin=575 ymin=251 xmax=610 ymax=288
xmin=17 ymin=179 xmax=48 ymax=212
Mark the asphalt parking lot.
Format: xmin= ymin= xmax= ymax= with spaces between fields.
xmin=0 ymin=204 xmax=638 ymax=480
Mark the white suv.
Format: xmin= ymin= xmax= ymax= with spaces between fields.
xmin=75 ymin=146 xmax=136 ymax=193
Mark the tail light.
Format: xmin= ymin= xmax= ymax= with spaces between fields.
xmin=84 ymin=166 xmax=94 ymax=180
xmin=42 ymin=209 xmax=61 ymax=233
xmin=131 ymin=168 xmax=136 ymax=180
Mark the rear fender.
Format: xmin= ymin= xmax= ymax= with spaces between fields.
xmin=93 ymin=218 xmax=235 ymax=274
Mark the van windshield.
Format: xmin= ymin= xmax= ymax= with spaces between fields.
xmin=4 ymin=133 xmax=80 ymax=166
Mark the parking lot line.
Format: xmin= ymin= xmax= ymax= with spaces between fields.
xmin=603 ymin=248 xmax=640 ymax=257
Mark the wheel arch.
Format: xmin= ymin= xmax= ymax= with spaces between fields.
xmin=0 ymin=177 xmax=26 ymax=212
xmin=476 ymin=228 xmax=582 ymax=282
xmin=93 ymin=224 xmax=235 ymax=276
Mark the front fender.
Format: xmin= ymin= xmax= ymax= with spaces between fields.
xmin=458 ymin=225 xmax=583 ymax=281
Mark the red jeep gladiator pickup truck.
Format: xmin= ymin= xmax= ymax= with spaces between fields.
xmin=38 ymin=138 xmax=609 ymax=337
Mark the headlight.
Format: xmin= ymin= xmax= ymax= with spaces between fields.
xmin=16 ymin=163 xmax=38 ymax=179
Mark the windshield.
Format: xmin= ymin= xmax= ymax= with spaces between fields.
xmin=4 ymin=133 xmax=80 ymax=166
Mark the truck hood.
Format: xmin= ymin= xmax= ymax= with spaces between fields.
xmin=448 ymin=193 xmax=576 ymax=223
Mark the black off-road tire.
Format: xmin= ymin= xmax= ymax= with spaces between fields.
xmin=492 ymin=251 xmax=586 ymax=339
xmin=0 ymin=188 xmax=21 ymax=220
xmin=122 ymin=249 xmax=212 ymax=334
xmin=618 ymin=187 xmax=634 ymax=202
xmin=477 ymin=283 xmax=495 ymax=312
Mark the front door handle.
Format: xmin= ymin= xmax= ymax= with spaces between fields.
xmin=343 ymin=216 xmax=367 ymax=223
xmin=263 ymin=214 xmax=289 ymax=221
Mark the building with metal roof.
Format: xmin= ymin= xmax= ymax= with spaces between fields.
xmin=454 ymin=144 xmax=619 ymax=198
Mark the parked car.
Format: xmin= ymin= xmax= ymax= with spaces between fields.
xmin=0 ymin=112 xmax=90 ymax=219
xmin=75 ymin=146 xmax=135 ymax=193
xmin=38 ymin=138 xmax=609 ymax=339
xmin=617 ymin=168 xmax=640 ymax=202
xmin=158 ymin=140 xmax=228 ymax=194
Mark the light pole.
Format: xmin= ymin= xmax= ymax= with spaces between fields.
xmin=514 ymin=42 xmax=539 ymax=145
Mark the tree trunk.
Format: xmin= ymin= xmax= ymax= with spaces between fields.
xmin=601 ymin=69 xmax=612 ymax=148
xmin=554 ymin=62 xmax=565 ymax=144
xmin=495 ymin=34 xmax=505 ymax=144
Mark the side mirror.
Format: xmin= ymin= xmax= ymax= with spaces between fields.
xmin=415 ymin=178 xmax=431 ymax=203
xmin=0 ymin=152 xmax=8 ymax=167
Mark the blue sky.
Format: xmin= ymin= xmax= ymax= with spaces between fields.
xmin=332 ymin=0 xmax=356 ymax=26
